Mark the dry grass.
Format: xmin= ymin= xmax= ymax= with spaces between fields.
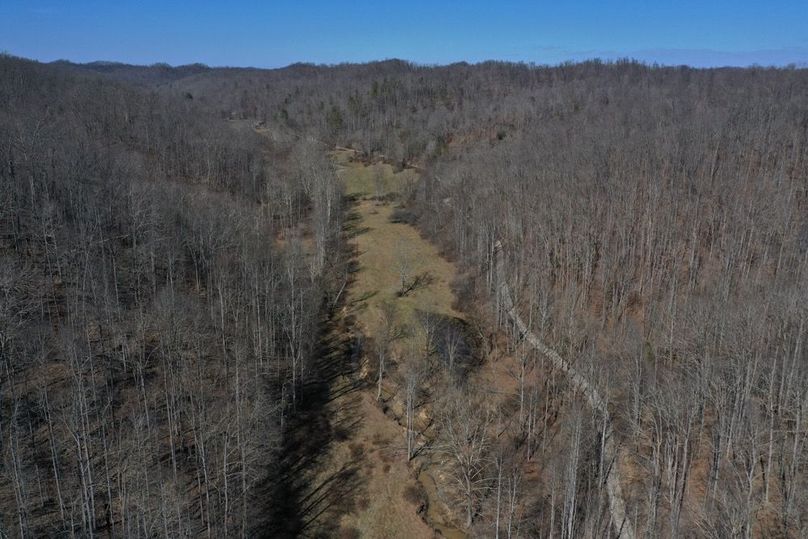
xmin=300 ymin=149 xmax=505 ymax=538
xmin=314 ymin=389 xmax=435 ymax=539
xmin=334 ymin=150 xmax=418 ymax=199
xmin=351 ymin=200 xmax=462 ymax=334
xmin=299 ymin=150 xmax=464 ymax=538
xmin=337 ymin=153 xmax=470 ymax=538
xmin=335 ymin=147 xmax=460 ymax=347
xmin=348 ymin=394 xmax=435 ymax=538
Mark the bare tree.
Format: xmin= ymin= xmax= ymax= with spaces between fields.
xmin=374 ymin=300 xmax=405 ymax=400
xmin=437 ymin=391 xmax=492 ymax=528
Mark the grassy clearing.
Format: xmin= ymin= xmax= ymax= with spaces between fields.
xmin=351 ymin=201 xmax=461 ymax=334
xmin=334 ymin=150 xmax=460 ymax=335
xmin=333 ymin=151 xmax=419 ymax=199
xmin=327 ymin=150 xmax=551 ymax=539
xmin=344 ymin=395 xmax=434 ymax=538
xmin=317 ymin=150 xmax=465 ymax=538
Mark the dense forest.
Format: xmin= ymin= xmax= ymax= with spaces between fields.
xmin=1 ymin=53 xmax=807 ymax=537
xmin=0 ymin=55 xmax=343 ymax=536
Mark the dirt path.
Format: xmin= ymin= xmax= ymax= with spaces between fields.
xmin=494 ymin=241 xmax=635 ymax=539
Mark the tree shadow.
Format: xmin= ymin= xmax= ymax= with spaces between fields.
xmin=343 ymin=202 xmax=371 ymax=238
xmin=397 ymin=271 xmax=435 ymax=297
xmin=251 ymin=313 xmax=369 ymax=537
xmin=414 ymin=309 xmax=480 ymax=383
xmin=249 ymin=193 xmax=370 ymax=538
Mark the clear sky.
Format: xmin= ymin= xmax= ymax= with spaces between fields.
xmin=1 ymin=1 xmax=807 ymax=68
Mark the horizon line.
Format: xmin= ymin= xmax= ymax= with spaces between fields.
xmin=4 ymin=50 xmax=808 ymax=72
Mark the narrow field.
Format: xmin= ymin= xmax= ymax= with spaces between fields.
xmin=294 ymin=151 xmax=537 ymax=538
xmin=338 ymin=153 xmax=466 ymax=537
xmin=293 ymin=150 xmax=464 ymax=538
xmin=352 ymin=202 xmax=461 ymax=322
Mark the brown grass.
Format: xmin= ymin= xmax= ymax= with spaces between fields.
xmin=299 ymin=150 xmax=452 ymax=539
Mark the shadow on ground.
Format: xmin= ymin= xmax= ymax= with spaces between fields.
xmin=250 ymin=194 xmax=370 ymax=538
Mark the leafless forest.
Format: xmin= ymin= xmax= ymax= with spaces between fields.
xmin=1 ymin=55 xmax=807 ymax=537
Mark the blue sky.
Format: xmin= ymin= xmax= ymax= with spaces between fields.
xmin=1 ymin=1 xmax=807 ymax=68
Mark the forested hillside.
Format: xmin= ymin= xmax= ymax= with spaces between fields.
xmin=2 ymin=54 xmax=807 ymax=537
xmin=0 ymin=55 xmax=342 ymax=536
xmin=169 ymin=59 xmax=808 ymax=536
xmin=418 ymin=64 xmax=808 ymax=538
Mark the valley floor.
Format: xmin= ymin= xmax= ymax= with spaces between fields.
xmin=287 ymin=150 xmax=466 ymax=538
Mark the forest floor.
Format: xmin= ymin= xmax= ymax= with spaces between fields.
xmin=290 ymin=149 xmax=469 ymax=538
